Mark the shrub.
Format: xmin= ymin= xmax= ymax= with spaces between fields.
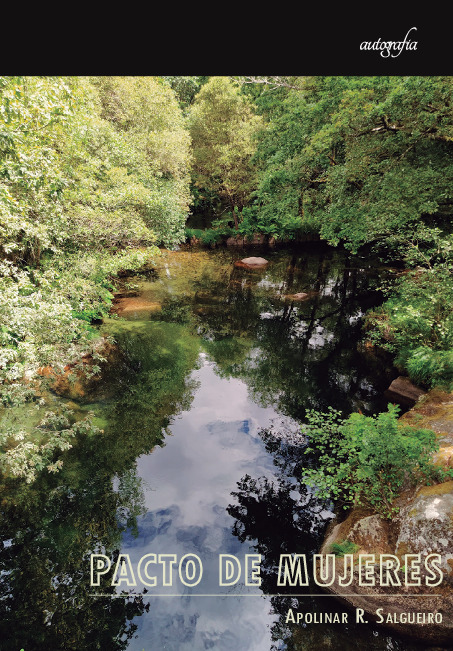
xmin=185 ymin=228 xmax=203 ymax=241
xmin=302 ymin=404 xmax=450 ymax=519
xmin=366 ymin=265 xmax=453 ymax=391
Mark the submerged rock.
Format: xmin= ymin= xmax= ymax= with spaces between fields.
xmin=37 ymin=340 xmax=117 ymax=400
xmin=234 ymin=256 xmax=269 ymax=269
xmin=112 ymin=296 xmax=162 ymax=318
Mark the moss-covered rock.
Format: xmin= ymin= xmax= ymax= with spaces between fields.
xmin=319 ymin=389 xmax=453 ymax=643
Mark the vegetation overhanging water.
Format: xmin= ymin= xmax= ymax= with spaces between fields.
xmin=0 ymin=74 xmax=452 ymax=651
xmin=0 ymin=246 xmax=430 ymax=651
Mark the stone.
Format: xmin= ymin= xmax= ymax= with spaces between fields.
xmin=112 ymin=297 xmax=162 ymax=318
xmin=395 ymin=481 xmax=453 ymax=571
xmin=238 ymin=256 xmax=268 ymax=267
xmin=318 ymin=388 xmax=453 ymax=644
xmin=226 ymin=235 xmax=245 ymax=247
xmin=384 ymin=375 xmax=426 ymax=407
xmin=249 ymin=233 xmax=266 ymax=245
xmin=226 ymin=233 xmax=266 ymax=247
xmin=348 ymin=514 xmax=392 ymax=554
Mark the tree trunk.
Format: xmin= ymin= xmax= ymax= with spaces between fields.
xmin=232 ymin=207 xmax=239 ymax=230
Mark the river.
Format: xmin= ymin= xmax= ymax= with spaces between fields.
xmin=0 ymin=245 xmax=427 ymax=650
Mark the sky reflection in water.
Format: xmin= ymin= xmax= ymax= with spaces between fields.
xmin=122 ymin=356 xmax=295 ymax=650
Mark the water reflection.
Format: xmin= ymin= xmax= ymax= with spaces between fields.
xmin=0 ymin=447 xmax=148 ymax=650
xmin=0 ymin=319 xmax=200 ymax=650
xmin=1 ymin=246 xmax=422 ymax=650
xmin=171 ymin=247 xmax=397 ymax=419
xmin=226 ymin=425 xmax=423 ymax=650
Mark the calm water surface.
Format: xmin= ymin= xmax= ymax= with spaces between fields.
xmin=0 ymin=246 xmax=428 ymax=650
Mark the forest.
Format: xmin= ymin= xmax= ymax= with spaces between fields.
xmin=0 ymin=74 xmax=452 ymax=485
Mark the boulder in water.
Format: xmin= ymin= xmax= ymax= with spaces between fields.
xmin=234 ymin=256 xmax=269 ymax=269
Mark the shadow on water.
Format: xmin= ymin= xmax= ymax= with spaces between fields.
xmin=0 ymin=245 xmax=427 ymax=650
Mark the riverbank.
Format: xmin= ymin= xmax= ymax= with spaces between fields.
xmin=320 ymin=388 xmax=453 ymax=645
xmin=184 ymin=228 xmax=321 ymax=250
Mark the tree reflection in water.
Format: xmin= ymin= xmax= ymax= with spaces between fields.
xmin=227 ymin=425 xmax=422 ymax=651
xmin=0 ymin=320 xmax=201 ymax=650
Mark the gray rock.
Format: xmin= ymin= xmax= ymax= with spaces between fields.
xmin=396 ymin=482 xmax=453 ymax=572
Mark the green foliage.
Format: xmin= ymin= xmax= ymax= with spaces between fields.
xmin=330 ymin=540 xmax=360 ymax=556
xmin=366 ymin=264 xmax=453 ymax=390
xmin=0 ymin=75 xmax=192 ymax=261
xmin=0 ymin=75 xmax=190 ymax=483
xmin=252 ymin=76 xmax=453 ymax=254
xmin=63 ymin=76 xmax=192 ymax=249
xmin=241 ymin=74 xmax=451 ymax=392
xmin=185 ymin=227 xmax=226 ymax=246
xmin=0 ymin=260 xmax=93 ymax=382
xmin=0 ymin=404 xmax=102 ymax=483
xmin=0 ymin=246 xmax=159 ymax=482
xmin=199 ymin=229 xmax=223 ymax=246
xmin=161 ymin=76 xmax=208 ymax=110
xmin=188 ymin=77 xmax=263 ymax=226
xmin=236 ymin=203 xmax=322 ymax=240
xmin=302 ymin=404 xmax=449 ymax=518
xmin=0 ymin=248 xmax=158 ymax=390
xmin=406 ymin=348 xmax=453 ymax=390
xmin=185 ymin=227 xmax=203 ymax=240
xmin=0 ymin=76 xmax=73 ymax=263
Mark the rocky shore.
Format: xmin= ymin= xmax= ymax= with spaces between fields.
xmin=320 ymin=389 xmax=453 ymax=645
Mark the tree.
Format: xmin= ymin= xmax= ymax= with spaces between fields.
xmin=0 ymin=76 xmax=73 ymax=265
xmin=188 ymin=76 xmax=263 ymax=229
xmin=253 ymin=76 xmax=453 ymax=252
xmin=64 ymin=76 xmax=192 ymax=248
xmin=0 ymin=76 xmax=193 ymax=255
xmin=161 ymin=76 xmax=208 ymax=110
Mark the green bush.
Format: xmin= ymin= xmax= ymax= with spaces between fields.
xmin=185 ymin=227 xmax=224 ymax=246
xmin=185 ymin=228 xmax=204 ymax=241
xmin=200 ymin=229 xmax=222 ymax=246
xmin=366 ymin=265 xmax=453 ymax=391
xmin=302 ymin=404 xmax=450 ymax=519
xmin=405 ymin=347 xmax=453 ymax=390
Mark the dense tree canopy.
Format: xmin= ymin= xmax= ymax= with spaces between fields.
xmin=0 ymin=75 xmax=192 ymax=260
xmin=251 ymin=76 xmax=453 ymax=252
xmin=1 ymin=74 xmax=452 ymax=484
xmin=188 ymin=76 xmax=263 ymax=228
xmin=0 ymin=75 xmax=192 ymax=480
